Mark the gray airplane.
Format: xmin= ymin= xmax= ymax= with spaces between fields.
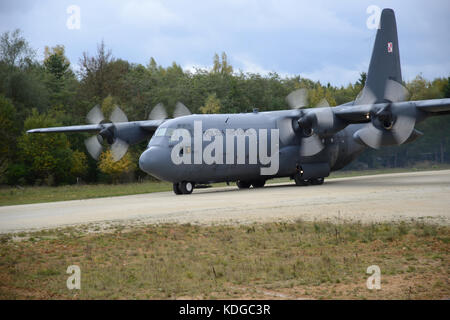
xmin=28 ymin=9 xmax=450 ymax=195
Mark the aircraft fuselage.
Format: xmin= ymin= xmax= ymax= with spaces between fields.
xmin=139 ymin=109 xmax=366 ymax=184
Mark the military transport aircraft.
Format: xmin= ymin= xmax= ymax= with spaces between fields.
xmin=28 ymin=9 xmax=450 ymax=195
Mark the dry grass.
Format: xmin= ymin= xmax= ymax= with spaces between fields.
xmin=0 ymin=220 xmax=448 ymax=299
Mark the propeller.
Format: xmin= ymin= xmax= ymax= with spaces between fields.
xmin=84 ymin=105 xmax=130 ymax=162
xmin=353 ymin=80 xmax=415 ymax=149
xmin=148 ymin=101 xmax=191 ymax=120
xmin=281 ymin=89 xmax=336 ymax=156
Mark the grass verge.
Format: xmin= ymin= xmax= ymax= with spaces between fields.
xmin=0 ymin=220 xmax=448 ymax=299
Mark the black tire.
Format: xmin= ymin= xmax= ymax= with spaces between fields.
xmin=179 ymin=181 xmax=194 ymax=194
xmin=236 ymin=180 xmax=251 ymax=189
xmin=251 ymin=180 xmax=266 ymax=188
xmin=173 ymin=183 xmax=182 ymax=195
xmin=310 ymin=177 xmax=324 ymax=185
xmin=294 ymin=173 xmax=309 ymax=186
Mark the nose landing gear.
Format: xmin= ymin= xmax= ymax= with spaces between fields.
xmin=173 ymin=181 xmax=194 ymax=195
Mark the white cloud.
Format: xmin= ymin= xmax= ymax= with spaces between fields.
xmin=301 ymin=65 xmax=363 ymax=87
xmin=233 ymin=55 xmax=274 ymax=75
xmin=118 ymin=0 xmax=180 ymax=28
xmin=0 ymin=0 xmax=448 ymax=87
xmin=402 ymin=63 xmax=450 ymax=82
xmin=183 ymin=62 xmax=211 ymax=73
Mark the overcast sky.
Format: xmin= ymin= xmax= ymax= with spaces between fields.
xmin=1 ymin=0 xmax=449 ymax=86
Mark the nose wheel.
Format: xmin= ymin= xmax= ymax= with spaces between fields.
xmin=173 ymin=181 xmax=194 ymax=195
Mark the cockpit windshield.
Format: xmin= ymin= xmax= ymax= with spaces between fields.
xmin=154 ymin=127 xmax=175 ymax=137
xmin=148 ymin=127 xmax=175 ymax=148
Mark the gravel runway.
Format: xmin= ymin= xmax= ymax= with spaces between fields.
xmin=1 ymin=170 xmax=449 ymax=233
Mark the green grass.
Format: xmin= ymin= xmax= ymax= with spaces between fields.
xmin=0 ymin=220 xmax=448 ymax=299
xmin=1 ymin=164 xmax=450 ymax=206
xmin=0 ymin=181 xmax=173 ymax=206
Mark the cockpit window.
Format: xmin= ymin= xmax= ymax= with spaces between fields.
xmin=154 ymin=127 xmax=175 ymax=137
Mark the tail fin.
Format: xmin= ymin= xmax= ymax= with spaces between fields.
xmin=357 ymin=8 xmax=402 ymax=104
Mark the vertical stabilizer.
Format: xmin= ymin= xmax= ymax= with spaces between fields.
xmin=357 ymin=8 xmax=402 ymax=104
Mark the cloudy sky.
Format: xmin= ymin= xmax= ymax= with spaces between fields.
xmin=1 ymin=0 xmax=449 ymax=86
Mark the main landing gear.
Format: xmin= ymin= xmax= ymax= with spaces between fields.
xmin=293 ymin=173 xmax=324 ymax=186
xmin=173 ymin=181 xmax=194 ymax=195
xmin=236 ymin=179 xmax=266 ymax=189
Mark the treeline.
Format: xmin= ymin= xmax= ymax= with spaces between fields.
xmin=0 ymin=29 xmax=449 ymax=186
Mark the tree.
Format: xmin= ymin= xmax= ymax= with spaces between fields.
xmin=70 ymin=150 xmax=88 ymax=178
xmin=98 ymin=150 xmax=136 ymax=183
xmin=0 ymin=95 xmax=17 ymax=181
xmin=101 ymin=94 xmax=116 ymax=119
xmin=444 ymin=77 xmax=450 ymax=98
xmin=18 ymin=109 xmax=72 ymax=185
xmin=44 ymin=45 xmax=70 ymax=80
xmin=199 ymin=93 xmax=222 ymax=114
xmin=356 ymin=72 xmax=367 ymax=88
xmin=79 ymin=40 xmax=114 ymax=100
xmin=147 ymin=57 xmax=158 ymax=73
xmin=221 ymin=52 xmax=233 ymax=75
xmin=211 ymin=52 xmax=233 ymax=75
xmin=17 ymin=109 xmax=86 ymax=185
xmin=0 ymin=29 xmax=35 ymax=67
xmin=308 ymin=85 xmax=337 ymax=107
xmin=212 ymin=53 xmax=221 ymax=73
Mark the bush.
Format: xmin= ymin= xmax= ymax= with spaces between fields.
xmin=6 ymin=163 xmax=28 ymax=185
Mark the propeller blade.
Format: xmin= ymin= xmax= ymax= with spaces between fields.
xmin=173 ymin=101 xmax=191 ymax=118
xmin=110 ymin=105 xmax=128 ymax=123
xmin=111 ymin=138 xmax=129 ymax=162
xmin=86 ymin=105 xmax=105 ymax=125
xmin=277 ymin=118 xmax=298 ymax=145
xmin=355 ymin=86 xmax=376 ymax=105
xmin=84 ymin=135 xmax=103 ymax=160
xmin=314 ymin=106 xmax=335 ymax=132
xmin=315 ymin=98 xmax=330 ymax=108
xmin=149 ymin=103 xmax=168 ymax=120
xmin=353 ymin=124 xmax=384 ymax=149
xmin=299 ymin=135 xmax=324 ymax=157
xmin=384 ymin=79 xmax=409 ymax=103
xmin=390 ymin=105 xmax=416 ymax=144
xmin=286 ymin=88 xmax=308 ymax=109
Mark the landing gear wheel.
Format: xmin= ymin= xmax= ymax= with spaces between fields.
xmin=236 ymin=180 xmax=251 ymax=189
xmin=173 ymin=183 xmax=182 ymax=195
xmin=310 ymin=178 xmax=324 ymax=185
xmin=294 ymin=173 xmax=309 ymax=186
xmin=251 ymin=180 xmax=266 ymax=188
xmin=179 ymin=181 xmax=194 ymax=194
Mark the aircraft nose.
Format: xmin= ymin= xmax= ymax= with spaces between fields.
xmin=139 ymin=146 xmax=164 ymax=175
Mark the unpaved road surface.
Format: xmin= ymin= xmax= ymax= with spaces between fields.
xmin=1 ymin=170 xmax=449 ymax=233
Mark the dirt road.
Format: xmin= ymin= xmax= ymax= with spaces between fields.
xmin=1 ymin=170 xmax=449 ymax=233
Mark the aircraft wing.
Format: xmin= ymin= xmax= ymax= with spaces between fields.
xmin=331 ymin=98 xmax=450 ymax=149
xmin=26 ymin=120 xmax=165 ymax=134
xmin=334 ymin=98 xmax=450 ymax=123
xmin=415 ymin=98 xmax=450 ymax=114
xmin=27 ymin=124 xmax=103 ymax=133
xmin=27 ymin=119 xmax=166 ymax=161
xmin=135 ymin=119 xmax=166 ymax=132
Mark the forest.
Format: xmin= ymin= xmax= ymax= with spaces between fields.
xmin=1 ymin=29 xmax=449 ymax=186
